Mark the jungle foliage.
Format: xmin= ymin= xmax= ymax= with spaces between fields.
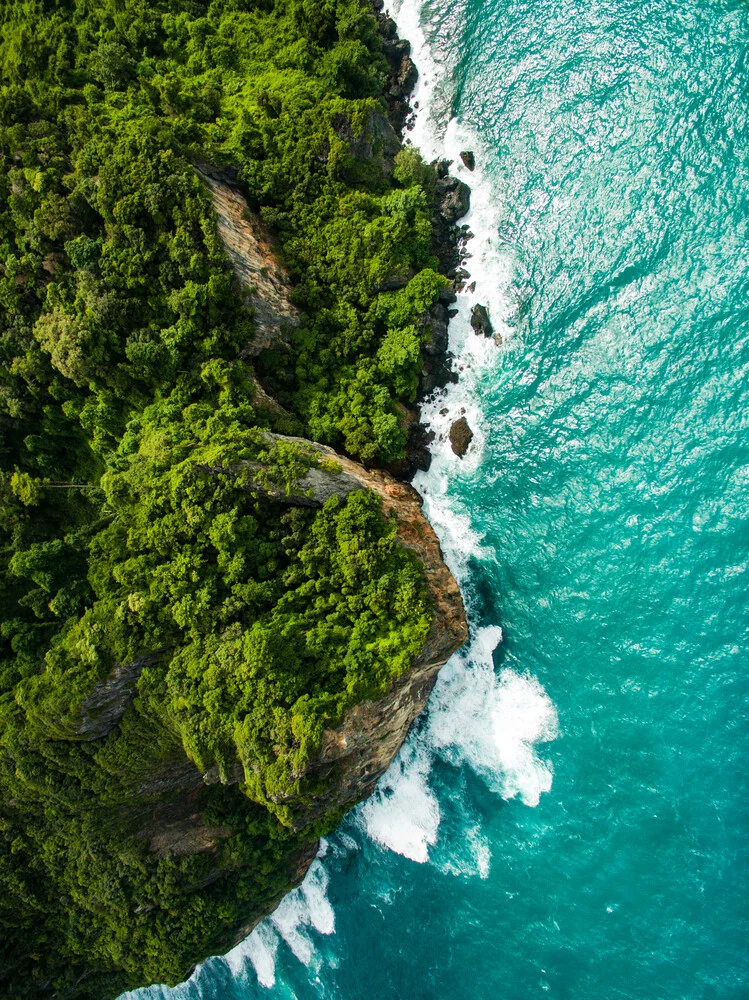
xmin=0 ymin=0 xmax=440 ymax=996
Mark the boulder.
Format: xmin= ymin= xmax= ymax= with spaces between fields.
xmin=438 ymin=286 xmax=457 ymax=305
xmin=449 ymin=416 xmax=474 ymax=458
xmin=436 ymin=174 xmax=471 ymax=223
xmin=382 ymin=37 xmax=418 ymax=100
xmin=470 ymin=303 xmax=493 ymax=337
xmin=460 ymin=150 xmax=476 ymax=171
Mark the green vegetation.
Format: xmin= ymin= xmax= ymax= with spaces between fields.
xmin=0 ymin=1 xmax=443 ymax=997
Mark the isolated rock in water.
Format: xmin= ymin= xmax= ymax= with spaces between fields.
xmin=471 ymin=303 xmax=493 ymax=337
xmin=460 ymin=150 xmax=476 ymax=171
xmin=449 ymin=416 xmax=474 ymax=458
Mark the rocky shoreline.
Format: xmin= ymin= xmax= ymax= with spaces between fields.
xmin=372 ymin=0 xmax=488 ymax=470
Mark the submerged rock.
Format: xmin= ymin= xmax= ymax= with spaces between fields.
xmin=460 ymin=150 xmax=476 ymax=171
xmin=471 ymin=303 xmax=493 ymax=337
xmin=449 ymin=416 xmax=474 ymax=458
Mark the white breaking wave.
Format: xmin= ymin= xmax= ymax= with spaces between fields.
xmin=224 ymin=922 xmax=279 ymax=989
xmin=427 ymin=627 xmax=559 ymax=806
xmin=357 ymin=626 xmax=559 ymax=862
xmin=359 ymin=742 xmax=440 ymax=863
xmin=219 ymin=850 xmax=335 ymax=991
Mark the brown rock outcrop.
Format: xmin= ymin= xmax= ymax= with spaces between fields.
xmin=203 ymin=433 xmax=468 ymax=829
xmin=197 ymin=168 xmax=300 ymax=354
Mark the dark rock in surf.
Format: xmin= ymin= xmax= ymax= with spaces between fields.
xmin=449 ymin=416 xmax=474 ymax=458
xmin=420 ymin=301 xmax=450 ymax=357
xmin=436 ymin=175 xmax=471 ymax=224
xmin=460 ymin=150 xmax=476 ymax=171
xmin=470 ymin=303 xmax=493 ymax=338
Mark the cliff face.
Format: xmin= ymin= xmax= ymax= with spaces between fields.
xmin=75 ymin=435 xmax=466 ymax=843
xmin=211 ymin=434 xmax=468 ymax=829
xmin=196 ymin=165 xmax=300 ymax=355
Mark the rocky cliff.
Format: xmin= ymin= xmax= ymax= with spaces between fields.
xmin=75 ymin=434 xmax=466 ymax=841
xmin=201 ymin=433 xmax=468 ymax=829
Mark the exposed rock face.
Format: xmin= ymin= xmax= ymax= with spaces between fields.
xmin=196 ymin=168 xmax=300 ymax=355
xmin=384 ymin=402 xmax=434 ymax=480
xmin=71 ymin=651 xmax=165 ymax=740
xmin=431 ymin=165 xmax=471 ymax=272
xmin=382 ymin=37 xmax=418 ymax=124
xmin=418 ymin=299 xmax=456 ymax=396
xmin=437 ymin=174 xmax=471 ymax=224
xmin=460 ymin=150 xmax=476 ymax=171
xmin=471 ymin=303 xmax=493 ymax=338
xmin=374 ymin=7 xmax=418 ymax=133
xmin=144 ymin=805 xmax=231 ymax=859
xmin=331 ymin=108 xmax=401 ymax=183
xmin=449 ymin=416 xmax=474 ymax=457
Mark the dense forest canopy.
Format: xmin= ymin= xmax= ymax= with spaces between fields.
xmin=0 ymin=1 xmax=444 ymax=997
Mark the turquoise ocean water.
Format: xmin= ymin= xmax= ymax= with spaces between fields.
xmin=131 ymin=0 xmax=749 ymax=996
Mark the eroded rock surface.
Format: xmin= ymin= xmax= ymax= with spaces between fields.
xmin=71 ymin=651 xmax=164 ymax=741
xmin=197 ymin=167 xmax=300 ymax=354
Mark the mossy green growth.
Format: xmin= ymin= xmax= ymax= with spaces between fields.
xmin=0 ymin=0 xmax=442 ymax=996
